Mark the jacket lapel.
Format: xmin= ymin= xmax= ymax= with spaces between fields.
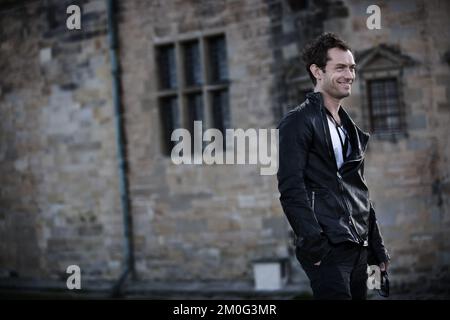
xmin=306 ymin=92 xmax=370 ymax=175
xmin=339 ymin=106 xmax=370 ymax=160
xmin=307 ymin=92 xmax=339 ymax=171
xmin=338 ymin=107 xmax=370 ymax=175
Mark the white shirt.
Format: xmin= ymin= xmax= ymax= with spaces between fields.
xmin=327 ymin=116 xmax=352 ymax=169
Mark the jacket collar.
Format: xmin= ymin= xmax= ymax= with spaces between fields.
xmin=306 ymin=91 xmax=370 ymax=158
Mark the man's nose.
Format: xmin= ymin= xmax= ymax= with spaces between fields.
xmin=344 ymin=68 xmax=355 ymax=80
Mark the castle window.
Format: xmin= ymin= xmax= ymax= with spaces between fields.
xmin=155 ymin=34 xmax=230 ymax=155
xmin=356 ymin=45 xmax=414 ymax=138
xmin=368 ymin=78 xmax=402 ymax=133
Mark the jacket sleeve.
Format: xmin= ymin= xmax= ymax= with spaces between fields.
xmin=368 ymin=201 xmax=390 ymax=265
xmin=277 ymin=110 xmax=331 ymax=264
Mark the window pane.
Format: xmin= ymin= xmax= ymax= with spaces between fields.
xmin=186 ymin=93 xmax=204 ymax=131
xmin=157 ymin=45 xmax=177 ymax=89
xmin=211 ymin=89 xmax=230 ymax=134
xmin=368 ymin=78 xmax=401 ymax=133
xmin=183 ymin=41 xmax=202 ymax=86
xmin=186 ymin=93 xmax=204 ymax=153
xmin=159 ymin=96 xmax=179 ymax=155
xmin=208 ymin=35 xmax=228 ymax=83
xmin=386 ymin=116 xmax=400 ymax=128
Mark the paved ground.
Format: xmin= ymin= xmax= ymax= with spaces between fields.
xmin=0 ymin=278 xmax=448 ymax=300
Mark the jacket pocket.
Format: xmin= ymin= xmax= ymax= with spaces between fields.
xmin=313 ymin=192 xmax=341 ymax=219
xmin=318 ymin=245 xmax=335 ymax=266
xmin=295 ymin=235 xmax=332 ymax=265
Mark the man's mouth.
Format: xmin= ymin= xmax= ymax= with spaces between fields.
xmin=338 ymin=81 xmax=352 ymax=89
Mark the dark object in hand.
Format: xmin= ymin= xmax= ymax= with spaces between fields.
xmin=378 ymin=271 xmax=389 ymax=297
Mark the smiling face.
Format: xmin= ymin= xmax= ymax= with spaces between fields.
xmin=312 ymin=47 xmax=356 ymax=100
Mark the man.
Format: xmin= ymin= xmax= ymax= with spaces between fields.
xmin=277 ymin=33 xmax=390 ymax=300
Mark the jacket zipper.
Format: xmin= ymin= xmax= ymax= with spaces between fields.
xmin=311 ymin=191 xmax=315 ymax=211
xmin=337 ymin=172 xmax=363 ymax=243
xmin=318 ymin=98 xmax=363 ymax=243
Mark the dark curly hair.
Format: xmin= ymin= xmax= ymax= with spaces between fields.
xmin=302 ymin=32 xmax=352 ymax=85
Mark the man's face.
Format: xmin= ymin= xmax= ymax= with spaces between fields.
xmin=318 ymin=48 xmax=356 ymax=99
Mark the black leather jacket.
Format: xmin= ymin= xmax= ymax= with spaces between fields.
xmin=277 ymin=92 xmax=389 ymax=265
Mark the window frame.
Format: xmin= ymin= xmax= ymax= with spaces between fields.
xmin=367 ymin=77 xmax=402 ymax=134
xmin=358 ymin=68 xmax=408 ymax=140
xmin=154 ymin=32 xmax=231 ymax=156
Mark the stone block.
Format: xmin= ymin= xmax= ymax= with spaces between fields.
xmin=408 ymin=114 xmax=427 ymax=130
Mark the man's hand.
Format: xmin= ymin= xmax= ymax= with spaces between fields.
xmin=314 ymin=261 xmax=321 ymax=266
xmin=380 ymin=261 xmax=389 ymax=272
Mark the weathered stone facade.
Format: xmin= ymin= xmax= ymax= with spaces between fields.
xmin=0 ymin=0 xmax=124 ymax=280
xmin=0 ymin=0 xmax=449 ymax=298
xmin=117 ymin=0 xmax=288 ymax=283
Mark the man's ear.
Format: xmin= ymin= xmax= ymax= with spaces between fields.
xmin=309 ymin=64 xmax=322 ymax=82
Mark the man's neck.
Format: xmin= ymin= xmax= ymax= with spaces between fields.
xmin=315 ymin=89 xmax=341 ymax=117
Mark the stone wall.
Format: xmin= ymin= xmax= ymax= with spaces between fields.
xmin=0 ymin=0 xmax=448 ymax=296
xmin=0 ymin=0 xmax=124 ymax=280
xmin=116 ymin=0 xmax=291 ymax=282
